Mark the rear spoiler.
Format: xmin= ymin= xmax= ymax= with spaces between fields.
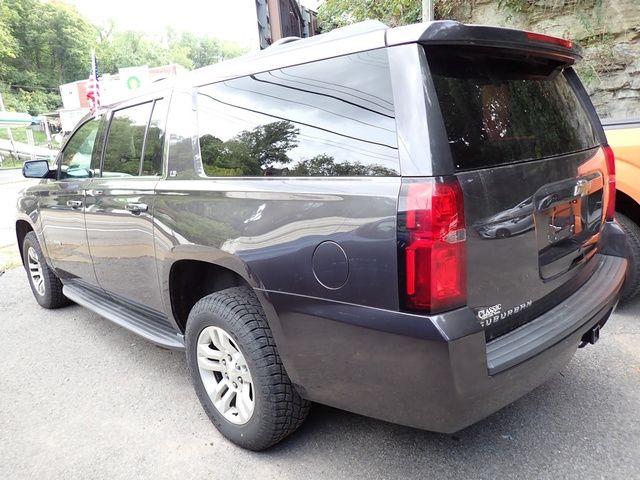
xmin=386 ymin=21 xmax=581 ymax=64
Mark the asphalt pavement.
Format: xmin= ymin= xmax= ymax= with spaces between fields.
xmin=0 ymin=264 xmax=639 ymax=480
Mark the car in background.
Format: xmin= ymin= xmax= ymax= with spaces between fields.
xmin=475 ymin=197 xmax=535 ymax=239
xmin=604 ymin=118 xmax=640 ymax=302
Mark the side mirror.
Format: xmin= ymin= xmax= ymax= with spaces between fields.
xmin=23 ymin=160 xmax=51 ymax=178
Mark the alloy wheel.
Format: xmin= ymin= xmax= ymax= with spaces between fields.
xmin=27 ymin=247 xmax=45 ymax=296
xmin=196 ymin=326 xmax=255 ymax=425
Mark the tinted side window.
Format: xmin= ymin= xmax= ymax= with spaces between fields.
xmin=59 ymin=118 xmax=100 ymax=179
xmin=142 ymin=99 xmax=167 ymax=176
xmin=196 ymin=49 xmax=399 ymax=177
xmin=102 ymin=102 xmax=153 ymax=177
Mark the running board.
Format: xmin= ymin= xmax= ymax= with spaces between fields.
xmin=63 ymin=283 xmax=185 ymax=350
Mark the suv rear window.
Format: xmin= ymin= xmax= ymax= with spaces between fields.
xmin=425 ymin=46 xmax=598 ymax=170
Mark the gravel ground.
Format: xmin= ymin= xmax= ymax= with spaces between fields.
xmin=1 ymin=266 xmax=639 ymax=479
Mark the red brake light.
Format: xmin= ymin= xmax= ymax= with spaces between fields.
xmin=399 ymin=177 xmax=466 ymax=313
xmin=525 ymin=31 xmax=573 ymax=50
xmin=603 ymin=145 xmax=616 ymax=221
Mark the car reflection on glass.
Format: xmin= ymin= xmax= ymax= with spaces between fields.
xmin=475 ymin=197 xmax=535 ymax=239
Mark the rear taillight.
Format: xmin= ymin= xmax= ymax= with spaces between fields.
xmin=398 ymin=177 xmax=466 ymax=313
xmin=525 ymin=31 xmax=574 ymax=50
xmin=603 ymin=145 xmax=616 ymax=221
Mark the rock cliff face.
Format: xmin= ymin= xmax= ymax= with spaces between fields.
xmin=455 ymin=0 xmax=640 ymax=119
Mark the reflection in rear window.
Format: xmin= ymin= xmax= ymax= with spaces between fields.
xmin=425 ymin=46 xmax=598 ymax=170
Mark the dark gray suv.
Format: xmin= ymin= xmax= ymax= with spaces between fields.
xmin=16 ymin=20 xmax=627 ymax=450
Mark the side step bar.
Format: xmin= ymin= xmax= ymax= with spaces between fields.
xmin=63 ymin=284 xmax=185 ymax=350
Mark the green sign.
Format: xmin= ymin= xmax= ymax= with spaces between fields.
xmin=126 ymin=75 xmax=141 ymax=90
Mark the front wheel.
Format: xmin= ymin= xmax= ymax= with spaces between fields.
xmin=617 ymin=213 xmax=640 ymax=303
xmin=22 ymin=231 xmax=70 ymax=309
xmin=496 ymin=228 xmax=511 ymax=239
xmin=185 ymin=286 xmax=310 ymax=450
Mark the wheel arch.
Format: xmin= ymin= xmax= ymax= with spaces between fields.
xmin=168 ymin=259 xmax=253 ymax=333
xmin=163 ymin=247 xmax=300 ymax=388
xmin=15 ymin=219 xmax=34 ymax=263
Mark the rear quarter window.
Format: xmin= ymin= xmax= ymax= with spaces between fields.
xmin=425 ymin=46 xmax=599 ymax=171
xmin=195 ymin=49 xmax=399 ymax=177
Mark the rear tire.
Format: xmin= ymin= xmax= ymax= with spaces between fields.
xmin=22 ymin=231 xmax=70 ymax=309
xmin=185 ymin=286 xmax=310 ymax=450
xmin=617 ymin=213 xmax=640 ymax=303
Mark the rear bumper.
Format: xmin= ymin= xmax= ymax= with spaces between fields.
xmin=485 ymin=254 xmax=624 ymax=375
xmin=261 ymin=252 xmax=626 ymax=433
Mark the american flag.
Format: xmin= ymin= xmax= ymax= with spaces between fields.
xmin=86 ymin=51 xmax=101 ymax=115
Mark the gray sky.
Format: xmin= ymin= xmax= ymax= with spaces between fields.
xmin=66 ymin=0 xmax=322 ymax=50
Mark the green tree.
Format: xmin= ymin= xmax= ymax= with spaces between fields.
xmin=164 ymin=30 xmax=247 ymax=70
xmin=1 ymin=0 xmax=50 ymax=86
xmin=317 ymin=0 xmax=467 ymax=31
xmin=0 ymin=0 xmax=247 ymax=115
xmin=2 ymin=87 xmax=61 ymax=115
xmin=0 ymin=3 xmax=17 ymax=61
xmin=1 ymin=0 xmax=94 ymax=86
xmin=0 ymin=3 xmax=17 ymax=81
xmin=44 ymin=1 xmax=96 ymax=84
xmin=95 ymin=27 xmax=247 ymax=74
xmin=96 ymin=30 xmax=170 ymax=74
xmin=317 ymin=0 xmax=422 ymax=31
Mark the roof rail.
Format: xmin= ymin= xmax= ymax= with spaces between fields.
xmin=324 ymin=20 xmax=388 ymax=38
xmin=259 ymin=20 xmax=388 ymax=54
xmin=269 ymin=36 xmax=301 ymax=48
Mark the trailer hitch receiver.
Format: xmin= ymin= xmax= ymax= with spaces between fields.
xmin=579 ymin=324 xmax=600 ymax=348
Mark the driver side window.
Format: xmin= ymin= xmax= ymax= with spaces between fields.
xmin=59 ymin=118 xmax=101 ymax=180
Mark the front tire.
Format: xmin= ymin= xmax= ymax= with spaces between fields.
xmin=185 ymin=286 xmax=310 ymax=450
xmin=617 ymin=213 xmax=640 ymax=303
xmin=22 ymin=231 xmax=69 ymax=309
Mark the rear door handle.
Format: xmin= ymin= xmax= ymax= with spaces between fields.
xmin=125 ymin=202 xmax=149 ymax=214
xmin=66 ymin=200 xmax=83 ymax=209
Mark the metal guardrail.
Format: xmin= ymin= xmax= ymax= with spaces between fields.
xmin=0 ymin=138 xmax=58 ymax=164
xmin=601 ymin=117 xmax=640 ymax=128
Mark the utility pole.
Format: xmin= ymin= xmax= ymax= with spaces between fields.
xmin=422 ymin=0 xmax=434 ymax=22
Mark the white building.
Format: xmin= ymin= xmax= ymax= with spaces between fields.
xmin=58 ymin=64 xmax=186 ymax=132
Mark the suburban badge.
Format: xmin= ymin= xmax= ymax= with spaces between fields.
xmin=476 ymin=301 xmax=533 ymax=327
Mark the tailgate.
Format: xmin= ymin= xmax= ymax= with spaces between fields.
xmin=460 ymin=149 xmax=606 ymax=340
xmin=424 ymin=44 xmax=610 ymax=340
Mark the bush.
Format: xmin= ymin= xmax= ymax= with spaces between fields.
xmin=6 ymin=88 xmax=61 ymax=115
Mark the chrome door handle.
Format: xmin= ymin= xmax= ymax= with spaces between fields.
xmin=125 ymin=202 xmax=148 ymax=214
xmin=66 ymin=200 xmax=83 ymax=209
